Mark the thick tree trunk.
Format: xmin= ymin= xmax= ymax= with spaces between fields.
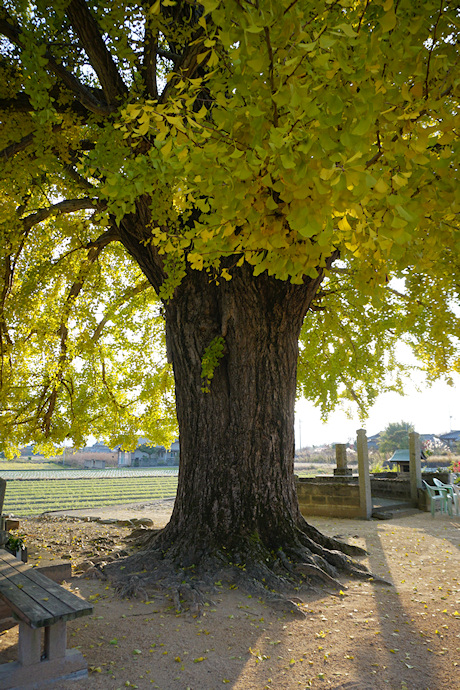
xmin=114 ymin=216 xmax=369 ymax=600
xmin=159 ymin=264 xmax=322 ymax=562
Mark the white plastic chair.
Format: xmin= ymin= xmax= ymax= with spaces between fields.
xmin=433 ymin=478 xmax=459 ymax=516
xmin=423 ymin=480 xmax=450 ymax=517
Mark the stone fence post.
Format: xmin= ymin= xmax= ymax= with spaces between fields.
xmin=356 ymin=429 xmax=372 ymax=519
xmin=409 ymin=431 xmax=422 ymax=507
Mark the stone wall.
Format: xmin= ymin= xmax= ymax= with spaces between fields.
xmin=297 ymin=471 xmax=453 ymax=518
xmin=370 ymin=475 xmax=411 ymax=500
xmin=296 ymin=477 xmax=362 ymax=518
xmin=296 ymin=432 xmax=444 ymax=518
xmin=371 ymin=471 xmax=454 ymax=506
xmin=422 ymin=471 xmax=454 ymax=485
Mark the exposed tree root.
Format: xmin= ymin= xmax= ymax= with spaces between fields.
xmin=103 ymin=522 xmax=391 ymax=617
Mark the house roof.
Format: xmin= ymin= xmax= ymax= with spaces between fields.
xmin=419 ymin=434 xmax=439 ymax=442
xmin=388 ymin=449 xmax=411 ymax=463
xmin=82 ymin=442 xmax=115 ymax=453
xmin=438 ymin=430 xmax=460 ymax=441
xmin=388 ymin=448 xmax=425 ymax=462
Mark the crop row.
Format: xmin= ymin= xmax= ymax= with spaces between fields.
xmin=6 ymin=477 xmax=177 ymax=490
xmin=3 ymin=476 xmax=178 ymax=517
xmin=0 ymin=468 xmax=179 ymax=480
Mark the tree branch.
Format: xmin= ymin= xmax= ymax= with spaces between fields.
xmin=357 ymin=0 xmax=371 ymax=33
xmin=0 ymin=93 xmax=35 ymax=112
xmin=385 ymin=285 xmax=424 ymax=306
xmin=283 ymin=0 xmax=300 ymax=15
xmin=41 ymin=241 xmax=106 ymax=434
xmin=0 ymin=10 xmax=21 ymax=45
xmin=22 ymin=198 xmax=105 ymax=231
xmin=159 ymin=27 xmax=206 ymax=104
xmin=46 ymin=54 xmax=115 ymax=115
xmin=142 ymin=24 xmax=159 ymax=99
xmin=424 ymin=0 xmax=444 ymax=99
xmin=0 ymin=89 xmax=89 ymax=117
xmin=100 ymin=355 xmax=127 ymax=411
xmin=86 ymin=225 xmax=120 ymax=249
xmin=264 ymin=26 xmax=279 ymax=126
xmin=47 ymin=227 xmax=120 ymax=271
xmin=0 ymin=131 xmax=35 ymax=161
xmin=91 ymin=279 xmax=151 ymax=344
xmin=1 ymin=131 xmax=95 ymax=192
xmin=0 ymin=123 xmax=71 ymax=163
xmin=61 ymin=163 xmax=95 ymax=190
xmin=0 ymin=8 xmax=113 ymax=116
xmin=66 ymin=0 xmax=128 ymax=105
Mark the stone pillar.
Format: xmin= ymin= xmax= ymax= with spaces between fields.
xmin=409 ymin=431 xmax=422 ymax=507
xmin=356 ymin=429 xmax=372 ymax=519
xmin=44 ymin=620 xmax=67 ymax=660
xmin=334 ymin=443 xmax=352 ymax=476
xmin=18 ymin=622 xmax=41 ymax=666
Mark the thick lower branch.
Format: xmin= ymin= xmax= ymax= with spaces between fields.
xmin=66 ymin=0 xmax=127 ymax=105
xmin=22 ymin=198 xmax=105 ymax=231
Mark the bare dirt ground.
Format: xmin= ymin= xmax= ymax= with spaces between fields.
xmin=0 ymin=500 xmax=459 ymax=690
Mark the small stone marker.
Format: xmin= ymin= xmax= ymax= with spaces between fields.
xmin=333 ymin=443 xmax=352 ymax=476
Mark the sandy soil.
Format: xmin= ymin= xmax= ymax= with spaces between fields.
xmin=0 ymin=502 xmax=459 ymax=690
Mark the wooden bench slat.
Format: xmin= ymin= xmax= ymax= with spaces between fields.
xmin=0 ymin=575 xmax=51 ymax=628
xmin=0 ymin=555 xmax=92 ymax=615
xmin=0 ymin=551 xmax=92 ymax=628
xmin=0 ymin=559 xmax=74 ymax=619
xmin=0 ymin=577 xmax=70 ymax=628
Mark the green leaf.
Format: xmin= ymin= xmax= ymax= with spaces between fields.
xmin=380 ymin=9 xmax=397 ymax=33
xmin=328 ymin=95 xmax=344 ymax=115
xmin=280 ymin=153 xmax=297 ymax=169
xmin=334 ymin=23 xmax=358 ymax=38
xmin=352 ymin=116 xmax=373 ymax=136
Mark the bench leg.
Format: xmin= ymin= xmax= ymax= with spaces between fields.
xmin=44 ymin=619 xmax=67 ymax=660
xmin=0 ymin=620 xmax=87 ymax=689
xmin=18 ymin=621 xmax=41 ymax=666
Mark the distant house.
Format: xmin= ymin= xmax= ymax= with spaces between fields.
xmin=84 ymin=458 xmax=106 ymax=469
xmin=419 ymin=434 xmax=439 ymax=444
xmin=118 ymin=450 xmax=131 ymax=466
xmin=83 ymin=442 xmax=113 ymax=453
xmin=66 ymin=442 xmax=120 ymax=467
xmin=366 ymin=433 xmax=381 ymax=450
xmin=128 ymin=439 xmax=180 ymax=467
xmin=20 ymin=445 xmax=42 ymax=457
xmin=438 ymin=430 xmax=460 ymax=450
xmin=18 ymin=445 xmax=45 ymax=462
xmin=368 ymin=432 xmax=441 ymax=453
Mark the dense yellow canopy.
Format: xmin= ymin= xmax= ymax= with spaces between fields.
xmin=0 ymin=0 xmax=459 ymax=454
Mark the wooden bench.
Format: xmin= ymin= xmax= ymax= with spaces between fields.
xmin=0 ymin=549 xmax=93 ymax=689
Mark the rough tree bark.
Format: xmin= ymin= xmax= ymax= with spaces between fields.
xmin=107 ymin=210 xmax=373 ymax=607
xmin=161 ymin=264 xmax=321 ymax=561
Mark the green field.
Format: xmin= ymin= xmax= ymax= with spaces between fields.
xmin=0 ymin=462 xmax=65 ymax=471
xmin=2 ymin=472 xmax=178 ymax=516
xmin=0 ymin=468 xmax=178 ymax=480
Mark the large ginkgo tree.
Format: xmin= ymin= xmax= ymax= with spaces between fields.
xmin=1 ymin=0 xmax=459 ymax=600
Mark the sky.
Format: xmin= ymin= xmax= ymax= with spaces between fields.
xmin=295 ymin=370 xmax=460 ymax=448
